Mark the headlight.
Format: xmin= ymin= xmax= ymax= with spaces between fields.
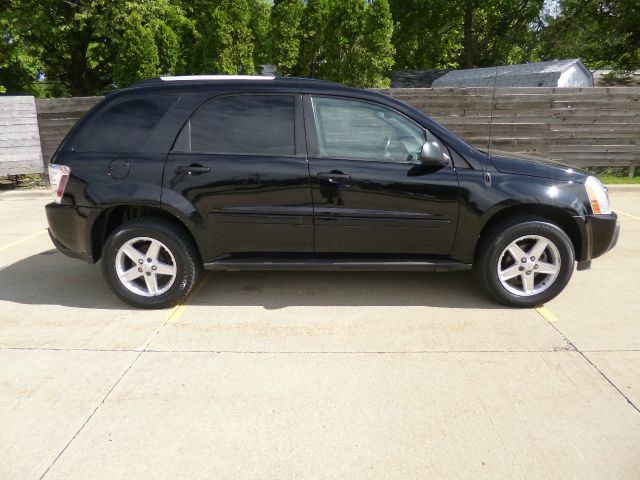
xmin=585 ymin=176 xmax=611 ymax=215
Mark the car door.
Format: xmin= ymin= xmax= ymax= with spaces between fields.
xmin=305 ymin=95 xmax=459 ymax=255
xmin=163 ymin=93 xmax=314 ymax=259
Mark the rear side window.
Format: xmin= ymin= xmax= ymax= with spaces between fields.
xmin=69 ymin=96 xmax=177 ymax=153
xmin=176 ymin=95 xmax=296 ymax=156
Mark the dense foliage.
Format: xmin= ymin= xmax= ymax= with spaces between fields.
xmin=0 ymin=0 xmax=638 ymax=96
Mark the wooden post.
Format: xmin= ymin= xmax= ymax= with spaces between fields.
xmin=629 ymin=165 xmax=636 ymax=178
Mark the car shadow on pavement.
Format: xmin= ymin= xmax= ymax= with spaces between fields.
xmin=191 ymin=270 xmax=500 ymax=310
xmin=0 ymin=249 xmax=124 ymax=310
xmin=0 ymin=250 xmax=502 ymax=310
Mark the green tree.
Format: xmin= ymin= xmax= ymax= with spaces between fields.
xmin=362 ymin=0 xmax=395 ymax=87
xmin=0 ymin=0 xmax=192 ymax=96
xmin=113 ymin=13 xmax=159 ymax=87
xmin=196 ymin=0 xmax=255 ymax=74
xmin=390 ymin=0 xmax=544 ymax=70
xmin=296 ymin=0 xmax=328 ymax=77
xmin=0 ymin=8 xmax=43 ymax=95
xmin=540 ymin=0 xmax=640 ymax=71
xmin=323 ymin=0 xmax=394 ymax=87
xmin=323 ymin=0 xmax=367 ymax=86
xmin=389 ymin=0 xmax=463 ymax=70
xmin=248 ymin=0 xmax=272 ymax=68
xmin=152 ymin=21 xmax=180 ymax=76
xmin=269 ymin=0 xmax=304 ymax=76
xmin=463 ymin=0 xmax=544 ymax=68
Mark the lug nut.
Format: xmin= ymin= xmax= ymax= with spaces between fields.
xmin=138 ymin=267 xmax=142 ymax=272
xmin=519 ymin=266 xmax=525 ymax=271
xmin=151 ymin=266 xmax=157 ymax=271
xmin=138 ymin=259 xmax=143 ymax=264
xmin=146 ymin=272 xmax=151 ymax=276
xmin=530 ymin=256 xmax=536 ymax=261
xmin=526 ymin=271 xmax=532 ymax=275
xmin=521 ymin=258 xmax=527 ymax=263
xmin=534 ymin=265 xmax=538 ymax=269
xmin=147 ymin=258 xmax=152 ymax=263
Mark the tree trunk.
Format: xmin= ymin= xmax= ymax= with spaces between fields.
xmin=463 ymin=0 xmax=474 ymax=68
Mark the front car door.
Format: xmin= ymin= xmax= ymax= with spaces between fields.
xmin=163 ymin=93 xmax=313 ymax=260
xmin=305 ymin=95 xmax=459 ymax=255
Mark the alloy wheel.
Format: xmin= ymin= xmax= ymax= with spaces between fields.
xmin=115 ymin=237 xmax=177 ymax=297
xmin=497 ymin=234 xmax=561 ymax=297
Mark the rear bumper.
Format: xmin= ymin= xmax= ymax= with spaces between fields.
xmin=45 ymin=202 xmax=94 ymax=263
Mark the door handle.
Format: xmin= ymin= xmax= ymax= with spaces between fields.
xmin=176 ymin=164 xmax=210 ymax=175
xmin=317 ymin=172 xmax=351 ymax=183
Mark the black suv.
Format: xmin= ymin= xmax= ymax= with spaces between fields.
xmin=46 ymin=75 xmax=619 ymax=308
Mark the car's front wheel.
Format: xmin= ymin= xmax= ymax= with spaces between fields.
xmin=102 ymin=216 xmax=201 ymax=309
xmin=475 ymin=219 xmax=575 ymax=307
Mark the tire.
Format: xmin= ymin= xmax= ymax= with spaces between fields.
xmin=101 ymin=216 xmax=202 ymax=309
xmin=474 ymin=218 xmax=575 ymax=308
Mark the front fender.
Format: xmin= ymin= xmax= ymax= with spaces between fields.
xmin=451 ymin=170 xmax=590 ymax=263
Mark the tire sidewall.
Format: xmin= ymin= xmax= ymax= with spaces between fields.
xmin=481 ymin=221 xmax=575 ymax=307
xmin=102 ymin=223 xmax=191 ymax=309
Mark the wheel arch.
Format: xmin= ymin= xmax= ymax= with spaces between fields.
xmin=475 ymin=204 xmax=585 ymax=263
xmin=89 ymin=204 xmax=208 ymax=263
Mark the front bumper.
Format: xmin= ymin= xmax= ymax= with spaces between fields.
xmin=585 ymin=212 xmax=620 ymax=260
xmin=45 ymin=202 xmax=94 ymax=263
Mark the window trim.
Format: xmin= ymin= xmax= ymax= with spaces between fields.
xmin=171 ymin=92 xmax=305 ymax=158
xmin=305 ymin=94 xmax=431 ymax=164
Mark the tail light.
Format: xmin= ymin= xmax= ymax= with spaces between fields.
xmin=48 ymin=164 xmax=71 ymax=203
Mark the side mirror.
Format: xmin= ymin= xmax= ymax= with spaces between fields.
xmin=420 ymin=140 xmax=448 ymax=167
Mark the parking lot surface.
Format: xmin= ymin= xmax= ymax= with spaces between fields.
xmin=1 ymin=187 xmax=639 ymax=479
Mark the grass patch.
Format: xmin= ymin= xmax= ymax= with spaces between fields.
xmin=0 ymin=174 xmax=47 ymax=190
xmin=598 ymin=175 xmax=640 ymax=185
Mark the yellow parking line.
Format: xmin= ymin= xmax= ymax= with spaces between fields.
xmin=164 ymin=273 xmax=209 ymax=324
xmin=617 ymin=210 xmax=640 ymax=222
xmin=534 ymin=305 xmax=559 ymax=322
xmin=138 ymin=274 xmax=209 ymax=351
xmin=0 ymin=230 xmax=47 ymax=253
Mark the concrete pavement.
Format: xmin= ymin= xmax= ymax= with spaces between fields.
xmin=0 ymin=187 xmax=639 ymax=479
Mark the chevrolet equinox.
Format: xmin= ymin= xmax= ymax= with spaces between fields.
xmin=45 ymin=75 xmax=620 ymax=308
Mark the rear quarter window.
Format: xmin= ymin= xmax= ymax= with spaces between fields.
xmin=69 ymin=95 xmax=178 ymax=153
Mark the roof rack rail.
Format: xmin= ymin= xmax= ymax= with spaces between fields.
xmin=133 ymin=75 xmax=275 ymax=87
xmin=161 ymin=75 xmax=275 ymax=81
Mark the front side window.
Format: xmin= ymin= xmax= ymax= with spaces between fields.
xmin=70 ymin=96 xmax=177 ymax=153
xmin=178 ymin=94 xmax=296 ymax=156
xmin=311 ymin=96 xmax=425 ymax=163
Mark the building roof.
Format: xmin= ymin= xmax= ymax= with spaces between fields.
xmin=391 ymin=69 xmax=452 ymax=88
xmin=392 ymin=59 xmax=593 ymax=88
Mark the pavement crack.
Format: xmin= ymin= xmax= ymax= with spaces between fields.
xmin=38 ymin=350 xmax=144 ymax=480
xmin=37 ymin=274 xmax=209 ymax=478
xmin=541 ymin=316 xmax=640 ymax=415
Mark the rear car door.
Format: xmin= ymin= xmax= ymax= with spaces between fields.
xmin=305 ymin=95 xmax=459 ymax=255
xmin=163 ymin=93 xmax=313 ymax=259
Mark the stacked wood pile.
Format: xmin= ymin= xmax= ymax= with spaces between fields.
xmin=0 ymin=96 xmax=43 ymax=177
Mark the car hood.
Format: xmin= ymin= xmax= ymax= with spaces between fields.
xmin=489 ymin=150 xmax=588 ymax=183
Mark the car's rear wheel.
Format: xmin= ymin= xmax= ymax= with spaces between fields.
xmin=475 ymin=219 xmax=575 ymax=307
xmin=102 ymin=216 xmax=201 ymax=309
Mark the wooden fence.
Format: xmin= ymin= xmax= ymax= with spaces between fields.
xmin=35 ymin=96 xmax=102 ymax=169
xmin=376 ymin=87 xmax=640 ymax=176
xmin=16 ymin=87 xmax=640 ymax=177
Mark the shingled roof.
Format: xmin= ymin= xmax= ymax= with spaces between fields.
xmin=392 ymin=59 xmax=593 ymax=88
